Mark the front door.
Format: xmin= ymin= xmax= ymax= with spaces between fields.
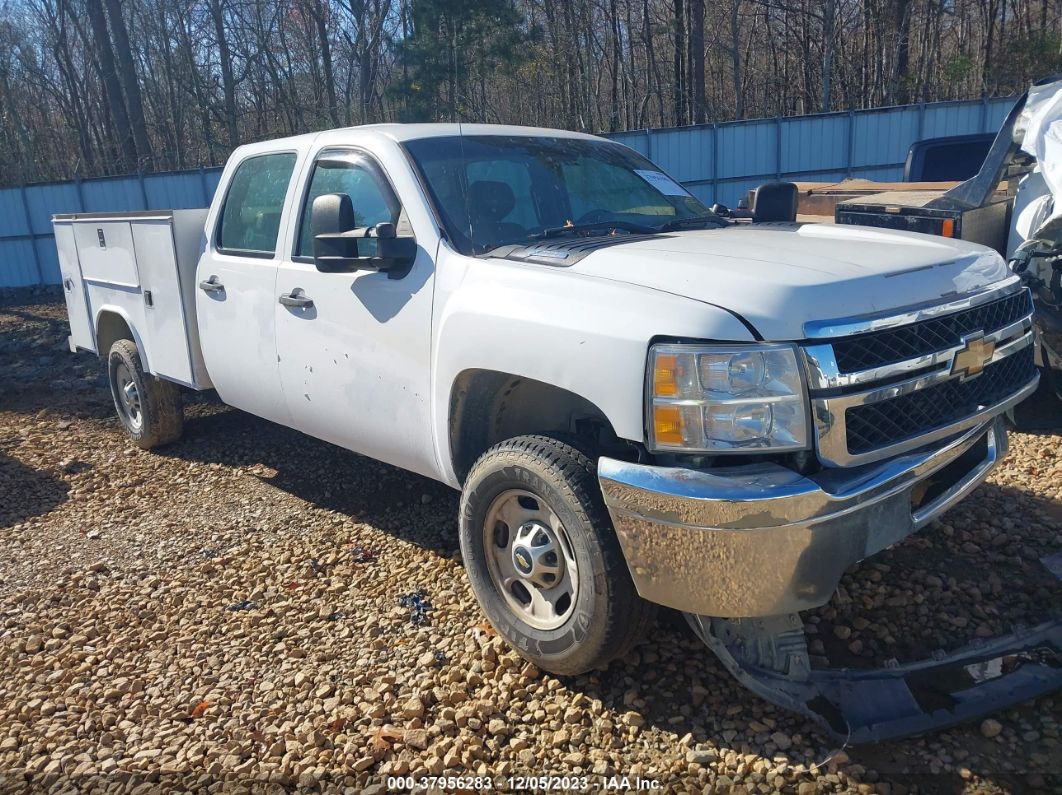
xmin=196 ymin=151 xmax=299 ymax=425
xmin=274 ymin=148 xmax=438 ymax=478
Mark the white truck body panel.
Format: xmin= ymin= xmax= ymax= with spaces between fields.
xmin=273 ymin=132 xmax=444 ymax=479
xmin=194 ymin=143 xmax=309 ymax=427
xmin=54 ymin=223 xmax=95 ymax=351
xmin=74 ymin=220 xmax=140 ymax=286
xmin=574 ymin=224 xmax=1011 ymax=340
xmin=428 ymin=241 xmax=755 ymax=485
xmin=52 ymin=209 xmax=211 ymax=389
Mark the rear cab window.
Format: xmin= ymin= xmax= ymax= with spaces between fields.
xmin=216 ymin=152 xmax=298 ymax=257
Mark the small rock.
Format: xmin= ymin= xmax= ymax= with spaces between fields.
xmin=771 ymin=731 xmax=793 ymax=751
xmin=404 ymin=729 xmax=429 ymax=750
xmin=980 ymin=718 xmax=1003 ymax=738
xmin=623 ymin=711 xmax=645 ymax=727
xmin=401 ymin=696 xmax=425 ymax=719
xmin=685 ymin=748 xmax=718 ymax=765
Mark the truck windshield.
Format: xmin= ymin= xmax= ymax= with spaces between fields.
xmin=403 ymin=135 xmax=718 ymax=255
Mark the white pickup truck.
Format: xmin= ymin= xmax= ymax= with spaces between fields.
xmin=53 ymin=124 xmax=1060 ymax=741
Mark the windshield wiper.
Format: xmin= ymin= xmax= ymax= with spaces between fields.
xmin=657 ymin=215 xmax=727 ymax=232
xmin=530 ymin=220 xmax=658 ymax=240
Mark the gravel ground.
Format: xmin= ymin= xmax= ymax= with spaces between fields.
xmin=0 ymin=289 xmax=1060 ymax=794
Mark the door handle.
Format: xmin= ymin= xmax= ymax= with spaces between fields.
xmin=63 ymin=278 xmax=73 ymax=291
xmin=279 ymin=291 xmax=314 ymax=308
xmin=199 ymin=277 xmax=224 ymax=293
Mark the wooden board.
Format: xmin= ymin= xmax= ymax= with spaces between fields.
xmin=786 ymin=178 xmax=1010 ymax=217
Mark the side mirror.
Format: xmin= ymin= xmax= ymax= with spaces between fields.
xmin=311 ymin=193 xmax=358 ymax=272
xmin=311 ymin=193 xmax=417 ymax=276
xmin=750 ymin=182 xmax=798 ymax=223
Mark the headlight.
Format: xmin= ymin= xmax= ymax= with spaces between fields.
xmin=647 ymin=343 xmax=809 ymax=452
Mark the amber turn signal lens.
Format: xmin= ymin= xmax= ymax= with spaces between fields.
xmin=653 ymin=353 xmax=679 ymax=397
xmin=653 ymin=405 xmax=685 ymax=445
xmin=941 ymin=218 xmax=955 ymax=238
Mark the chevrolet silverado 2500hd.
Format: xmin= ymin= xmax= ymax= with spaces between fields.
xmin=53 ymin=124 xmax=1061 ymax=740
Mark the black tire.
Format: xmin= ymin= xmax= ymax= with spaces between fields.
xmin=1007 ymin=354 xmax=1062 ymax=431
xmin=1044 ymin=346 xmax=1062 ymax=405
xmin=107 ymin=339 xmax=183 ymax=449
xmin=459 ymin=435 xmax=655 ymax=675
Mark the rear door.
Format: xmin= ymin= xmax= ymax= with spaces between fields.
xmin=273 ymin=147 xmax=438 ymax=478
xmin=195 ymin=151 xmax=300 ymax=425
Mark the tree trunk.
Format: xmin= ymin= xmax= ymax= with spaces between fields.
xmin=102 ymin=0 xmax=152 ymax=169
xmin=673 ymin=0 xmax=686 ymax=126
xmin=690 ymin=0 xmax=706 ymax=123
xmin=312 ymin=0 xmax=340 ymax=126
xmin=821 ymin=0 xmax=836 ymax=112
xmin=208 ymin=0 xmax=240 ymax=149
xmin=892 ymin=0 xmax=913 ymax=104
xmin=730 ymin=0 xmax=743 ymax=119
xmin=609 ymin=0 xmax=622 ymax=131
xmin=85 ymin=0 xmax=136 ymax=170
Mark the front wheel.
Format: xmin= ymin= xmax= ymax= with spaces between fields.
xmin=107 ymin=339 xmax=184 ymax=449
xmin=459 ymin=435 xmax=655 ymax=675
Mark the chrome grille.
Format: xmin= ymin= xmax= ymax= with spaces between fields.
xmin=802 ymin=280 xmax=1039 ymax=467
xmin=845 ymin=345 xmax=1036 ymax=454
xmin=832 ymin=290 xmax=1033 ymax=373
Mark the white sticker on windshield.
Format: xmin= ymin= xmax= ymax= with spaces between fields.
xmin=634 ymin=169 xmax=691 ymax=197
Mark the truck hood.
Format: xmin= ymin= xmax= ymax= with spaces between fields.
xmin=573 ymin=223 xmax=1010 ymax=340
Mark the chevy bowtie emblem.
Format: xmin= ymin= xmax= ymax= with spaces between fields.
xmin=951 ymin=333 xmax=995 ymax=381
xmin=514 ymin=550 xmax=532 ymax=573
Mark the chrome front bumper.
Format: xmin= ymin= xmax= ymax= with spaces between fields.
xmin=598 ymin=415 xmax=1013 ymax=617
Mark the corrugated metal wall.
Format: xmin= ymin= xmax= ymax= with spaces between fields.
xmin=0 ymin=96 xmax=1016 ymax=287
xmin=608 ymin=96 xmax=1015 ymax=209
xmin=0 ymin=167 xmax=223 ymax=288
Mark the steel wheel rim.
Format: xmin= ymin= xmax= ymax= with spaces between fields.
xmin=483 ymin=488 xmax=579 ymax=631
xmin=115 ymin=364 xmax=143 ymax=431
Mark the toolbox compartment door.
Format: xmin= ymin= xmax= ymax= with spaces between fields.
xmin=54 ymin=222 xmax=96 ymax=352
xmin=131 ymin=220 xmax=195 ymax=385
xmin=73 ymin=221 xmax=140 ymax=287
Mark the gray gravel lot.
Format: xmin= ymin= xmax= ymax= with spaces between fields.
xmin=0 ymin=289 xmax=1060 ymax=794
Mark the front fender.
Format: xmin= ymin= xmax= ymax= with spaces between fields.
xmin=430 ymin=251 xmax=755 ymax=486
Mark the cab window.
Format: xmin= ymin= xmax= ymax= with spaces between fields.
xmin=216 ymin=152 xmax=297 ymax=256
xmin=295 ymin=154 xmax=401 ymax=258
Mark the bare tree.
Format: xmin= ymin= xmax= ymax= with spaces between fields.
xmin=1 ymin=0 xmax=1059 ymax=186
xmin=84 ymin=0 xmax=137 ymax=169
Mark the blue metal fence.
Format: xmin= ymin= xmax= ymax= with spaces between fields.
xmin=0 ymin=167 xmax=223 ymax=288
xmin=608 ymin=96 xmax=1016 ymax=210
xmin=0 ymin=96 xmax=1017 ymax=287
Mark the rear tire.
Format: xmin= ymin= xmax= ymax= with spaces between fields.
xmin=459 ymin=435 xmax=655 ymax=675
xmin=107 ymin=339 xmax=183 ymax=449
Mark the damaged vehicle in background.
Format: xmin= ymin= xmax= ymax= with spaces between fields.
xmin=52 ymin=120 xmax=1060 ymax=742
xmin=1008 ymin=78 xmax=1062 ymax=407
xmin=827 ymin=74 xmax=1062 ymax=414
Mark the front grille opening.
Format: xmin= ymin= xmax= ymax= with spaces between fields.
xmin=845 ymin=345 xmax=1035 ymax=455
xmin=833 ymin=290 xmax=1032 ymax=374
xmin=909 ymin=432 xmax=988 ymax=512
